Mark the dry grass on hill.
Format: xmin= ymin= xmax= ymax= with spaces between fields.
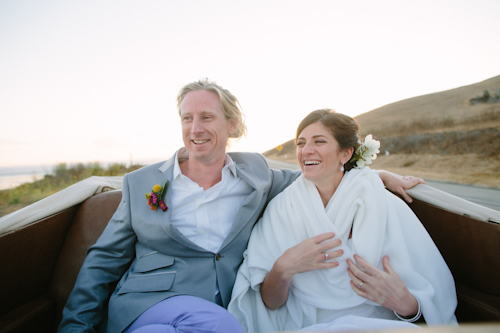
xmin=264 ymin=75 xmax=500 ymax=188
xmin=266 ymin=149 xmax=500 ymax=189
xmin=354 ymin=75 xmax=500 ymax=137
xmin=370 ymin=154 xmax=500 ymax=188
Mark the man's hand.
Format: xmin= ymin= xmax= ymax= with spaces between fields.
xmin=378 ymin=170 xmax=425 ymax=203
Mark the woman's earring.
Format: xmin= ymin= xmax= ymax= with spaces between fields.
xmin=341 ymin=164 xmax=344 ymax=172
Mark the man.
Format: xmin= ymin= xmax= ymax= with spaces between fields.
xmin=59 ymin=79 xmax=422 ymax=332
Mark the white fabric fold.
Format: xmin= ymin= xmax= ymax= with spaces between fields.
xmin=0 ymin=176 xmax=123 ymax=235
xmin=228 ymin=167 xmax=457 ymax=332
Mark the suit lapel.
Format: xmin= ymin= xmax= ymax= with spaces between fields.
xmin=155 ymin=156 xmax=174 ymax=232
xmin=219 ymin=161 xmax=263 ymax=250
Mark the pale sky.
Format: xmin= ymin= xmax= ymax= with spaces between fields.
xmin=1 ymin=0 xmax=499 ymax=169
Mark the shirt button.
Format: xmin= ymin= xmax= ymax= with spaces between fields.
xmin=200 ymin=230 xmax=205 ymax=234
xmin=216 ymin=254 xmax=221 ymax=261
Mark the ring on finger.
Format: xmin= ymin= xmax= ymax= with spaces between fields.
xmin=405 ymin=177 xmax=410 ymax=180
xmin=324 ymin=252 xmax=328 ymax=261
xmin=359 ymin=281 xmax=364 ymax=289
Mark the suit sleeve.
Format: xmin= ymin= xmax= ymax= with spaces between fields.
xmin=58 ymin=174 xmax=137 ymax=332
xmin=267 ymin=168 xmax=301 ymax=203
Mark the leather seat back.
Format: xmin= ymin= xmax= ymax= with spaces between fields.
xmin=409 ymin=198 xmax=500 ymax=321
xmin=48 ymin=190 xmax=122 ymax=328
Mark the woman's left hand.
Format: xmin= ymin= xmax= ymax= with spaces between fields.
xmin=347 ymin=254 xmax=418 ymax=317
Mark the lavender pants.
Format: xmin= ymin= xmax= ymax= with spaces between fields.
xmin=123 ymin=295 xmax=244 ymax=333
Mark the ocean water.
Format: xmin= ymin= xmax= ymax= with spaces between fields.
xmin=0 ymin=173 xmax=46 ymax=190
xmin=0 ymin=165 xmax=52 ymax=191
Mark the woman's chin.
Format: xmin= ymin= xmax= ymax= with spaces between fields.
xmin=303 ymin=173 xmax=321 ymax=184
xmin=303 ymin=171 xmax=342 ymax=187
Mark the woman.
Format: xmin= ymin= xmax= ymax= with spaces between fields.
xmin=228 ymin=109 xmax=457 ymax=332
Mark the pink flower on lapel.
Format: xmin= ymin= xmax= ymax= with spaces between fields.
xmin=149 ymin=193 xmax=158 ymax=205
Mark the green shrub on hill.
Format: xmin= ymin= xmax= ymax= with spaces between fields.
xmin=0 ymin=162 xmax=143 ymax=218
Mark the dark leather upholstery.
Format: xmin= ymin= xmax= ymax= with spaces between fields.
xmin=0 ymin=189 xmax=498 ymax=332
xmin=48 ymin=190 xmax=122 ymax=329
xmin=0 ymin=206 xmax=78 ymax=316
xmin=408 ymin=198 xmax=500 ymax=322
xmin=0 ymin=296 xmax=54 ymax=333
xmin=0 ymin=190 xmax=121 ymax=333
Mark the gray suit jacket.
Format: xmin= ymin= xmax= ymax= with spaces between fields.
xmin=59 ymin=152 xmax=300 ymax=333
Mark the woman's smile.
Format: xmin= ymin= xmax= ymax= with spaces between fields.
xmin=304 ymin=160 xmax=321 ymax=166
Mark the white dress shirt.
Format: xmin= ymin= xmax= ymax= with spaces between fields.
xmin=170 ymin=151 xmax=254 ymax=254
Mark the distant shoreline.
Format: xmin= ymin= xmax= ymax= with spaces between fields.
xmin=0 ymin=165 xmax=52 ymax=177
xmin=0 ymin=165 xmax=52 ymax=191
xmin=0 ymin=173 xmax=46 ymax=191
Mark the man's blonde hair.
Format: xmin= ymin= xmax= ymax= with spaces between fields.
xmin=177 ymin=79 xmax=247 ymax=140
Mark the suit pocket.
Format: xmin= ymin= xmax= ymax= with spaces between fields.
xmin=117 ymin=271 xmax=175 ymax=295
xmin=134 ymin=253 xmax=175 ymax=273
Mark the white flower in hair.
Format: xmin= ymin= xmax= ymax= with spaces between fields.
xmin=351 ymin=134 xmax=380 ymax=169
xmin=355 ymin=156 xmax=367 ymax=169
xmin=364 ymin=134 xmax=380 ymax=159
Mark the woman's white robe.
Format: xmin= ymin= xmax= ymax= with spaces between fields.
xmin=228 ymin=167 xmax=457 ymax=332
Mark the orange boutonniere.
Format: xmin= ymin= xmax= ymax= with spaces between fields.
xmin=145 ymin=180 xmax=169 ymax=211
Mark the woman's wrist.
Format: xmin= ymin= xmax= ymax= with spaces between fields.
xmin=394 ymin=297 xmax=421 ymax=322
xmin=274 ymin=253 xmax=297 ymax=280
xmin=261 ymin=258 xmax=294 ymax=310
xmin=396 ymin=292 xmax=419 ymax=316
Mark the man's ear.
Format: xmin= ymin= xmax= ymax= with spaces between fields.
xmin=228 ymin=118 xmax=238 ymax=136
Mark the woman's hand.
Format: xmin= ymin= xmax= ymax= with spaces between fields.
xmin=378 ymin=171 xmax=425 ymax=203
xmin=347 ymin=254 xmax=418 ymax=317
xmin=277 ymin=232 xmax=343 ymax=277
xmin=261 ymin=232 xmax=343 ymax=310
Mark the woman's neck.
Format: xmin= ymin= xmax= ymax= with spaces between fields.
xmin=314 ymin=172 xmax=344 ymax=207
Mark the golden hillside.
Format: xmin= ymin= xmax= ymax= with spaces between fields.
xmin=264 ymin=75 xmax=500 ymax=187
xmin=355 ymin=75 xmax=500 ymax=137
